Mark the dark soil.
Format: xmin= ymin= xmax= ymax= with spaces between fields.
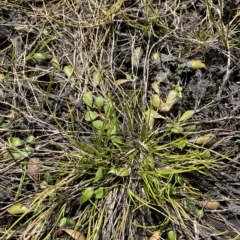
xmin=0 ymin=0 xmax=240 ymax=239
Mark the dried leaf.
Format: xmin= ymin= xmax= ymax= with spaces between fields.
xmin=187 ymin=60 xmax=206 ymax=69
xmin=191 ymin=134 xmax=216 ymax=146
xmin=165 ymin=90 xmax=179 ymax=104
xmin=27 ymin=158 xmax=40 ymax=181
xmin=149 ymin=231 xmax=163 ymax=240
xmin=132 ymin=47 xmax=143 ymax=67
xmin=114 ymin=79 xmax=131 ymax=86
xmin=159 ymin=90 xmax=181 ymax=112
xmin=0 ymin=74 xmax=4 ymax=83
xmin=151 ymin=52 xmax=161 ymax=62
xmin=92 ymin=70 xmax=103 ymax=87
xmin=51 ymin=56 xmax=61 ymax=70
xmin=159 ymin=102 xmax=174 ymax=112
xmin=205 ymin=201 xmax=220 ymax=210
xmin=145 ymin=109 xmax=165 ymax=119
xmin=61 ymin=229 xmax=85 ymax=240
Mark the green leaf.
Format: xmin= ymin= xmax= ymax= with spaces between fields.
xmin=32 ymin=53 xmax=47 ymax=62
xmin=80 ymin=187 xmax=94 ymax=205
xmin=108 ymin=121 xmax=119 ymax=135
xmin=151 ymin=82 xmax=160 ymax=94
xmin=84 ymin=111 xmax=99 ymax=122
xmin=176 ymin=67 xmax=182 ymax=75
xmin=63 ymin=65 xmax=73 ymax=77
xmin=95 ymin=167 xmax=106 ymax=182
xmin=151 ymin=94 xmax=163 ymax=108
xmin=167 ymin=230 xmax=176 ymax=240
xmin=94 ymin=96 xmax=104 ymax=110
xmin=44 ymin=172 xmax=53 ymax=185
xmin=58 ymin=217 xmax=75 ymax=228
xmin=92 ymin=120 xmax=104 ymax=130
xmin=11 ymin=137 xmax=23 ymax=147
xmin=201 ymin=150 xmax=211 ymax=159
xmin=40 ymin=181 xmax=48 ymax=189
xmin=195 ymin=209 xmax=204 ymax=219
xmin=109 ymin=168 xmax=129 ymax=177
xmin=170 ymin=125 xmax=184 ymax=134
xmin=185 ymin=201 xmax=195 ymax=212
xmin=26 ymin=135 xmax=36 ymax=144
xmin=94 ymin=187 xmax=108 ymax=199
xmin=176 ymin=138 xmax=187 ymax=150
xmin=48 ymin=189 xmax=57 ymax=200
xmin=83 ymin=92 xmax=93 ymax=107
xmin=12 ymin=150 xmax=31 ymax=159
xmin=7 ymin=203 xmax=29 ymax=215
xmin=144 ymin=155 xmax=155 ymax=170
xmin=184 ymin=124 xmax=197 ymax=132
xmin=178 ymin=110 xmax=194 ymax=122
xmin=104 ymin=101 xmax=115 ymax=118
xmin=111 ymin=136 xmax=123 ymax=144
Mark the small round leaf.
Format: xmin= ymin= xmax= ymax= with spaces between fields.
xmin=83 ymin=92 xmax=93 ymax=107
xmin=80 ymin=187 xmax=94 ymax=205
xmin=94 ymin=96 xmax=104 ymax=110
xmin=8 ymin=203 xmax=29 ymax=215
xmin=94 ymin=187 xmax=108 ymax=199
xmin=63 ymin=65 xmax=73 ymax=77
xmin=11 ymin=137 xmax=23 ymax=147
xmin=84 ymin=111 xmax=99 ymax=122
xmin=92 ymin=120 xmax=104 ymax=130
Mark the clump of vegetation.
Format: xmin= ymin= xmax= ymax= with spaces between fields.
xmin=0 ymin=0 xmax=239 ymax=239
